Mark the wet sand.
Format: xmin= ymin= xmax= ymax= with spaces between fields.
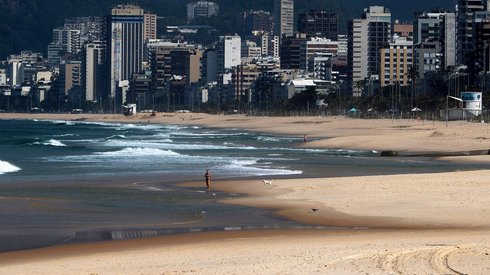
xmin=0 ymin=113 xmax=489 ymax=274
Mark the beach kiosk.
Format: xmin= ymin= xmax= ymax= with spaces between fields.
xmin=461 ymin=92 xmax=482 ymax=116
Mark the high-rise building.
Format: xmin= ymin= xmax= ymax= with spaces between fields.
xmin=241 ymin=41 xmax=262 ymax=59
xmin=380 ymin=37 xmax=413 ymax=87
xmin=393 ymin=21 xmax=413 ymax=39
xmin=59 ymin=61 xmax=82 ymax=97
xmin=7 ymin=51 xmax=43 ymax=87
xmin=216 ymin=35 xmax=241 ymax=76
xmin=337 ymin=35 xmax=348 ymax=57
xmin=413 ymin=12 xmax=456 ymax=73
xmin=348 ymin=6 xmax=391 ymax=94
xmin=64 ymin=16 xmax=104 ymax=44
xmin=274 ymin=0 xmax=294 ymax=39
xmin=48 ymin=16 xmax=104 ymax=66
xmin=52 ymin=28 xmax=81 ymax=54
xmin=147 ymin=40 xmax=201 ymax=93
xmin=280 ymin=33 xmax=307 ymax=70
xmin=456 ymin=0 xmax=489 ymax=66
xmin=186 ymin=1 xmax=219 ymax=22
xmin=414 ymin=39 xmax=442 ymax=80
xmin=107 ymin=5 xmax=145 ymax=104
xmin=298 ymin=10 xmax=338 ymax=40
xmin=83 ymin=41 xmax=106 ymax=102
xmin=300 ymin=37 xmax=339 ymax=71
xmin=242 ymin=10 xmax=274 ymax=35
xmin=144 ymin=13 xmax=157 ymax=41
xmin=247 ymin=34 xmax=280 ymax=57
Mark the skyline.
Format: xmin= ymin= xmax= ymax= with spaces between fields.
xmin=0 ymin=0 xmax=455 ymax=59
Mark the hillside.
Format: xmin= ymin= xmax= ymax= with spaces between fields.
xmin=0 ymin=0 xmax=455 ymax=60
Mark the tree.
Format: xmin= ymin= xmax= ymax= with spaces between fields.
xmin=407 ymin=66 xmax=418 ymax=109
xmin=287 ymin=86 xmax=317 ymax=111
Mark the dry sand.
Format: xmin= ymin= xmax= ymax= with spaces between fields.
xmin=0 ymin=112 xmax=489 ymax=274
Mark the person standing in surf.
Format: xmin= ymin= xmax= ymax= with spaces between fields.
xmin=205 ymin=170 xmax=211 ymax=192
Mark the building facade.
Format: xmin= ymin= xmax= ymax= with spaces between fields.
xmin=186 ymin=1 xmax=219 ymax=22
xmin=456 ymin=0 xmax=489 ymax=66
xmin=380 ymin=37 xmax=413 ymax=87
xmin=298 ymin=10 xmax=338 ymax=40
xmin=242 ymin=10 xmax=274 ymax=35
xmin=107 ymin=5 xmax=145 ymax=104
xmin=274 ymin=0 xmax=294 ymax=39
xmin=84 ymin=41 xmax=106 ymax=102
xmin=144 ymin=13 xmax=158 ymax=41
xmin=348 ymin=6 xmax=391 ymax=94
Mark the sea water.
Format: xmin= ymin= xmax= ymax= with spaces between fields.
xmin=0 ymin=119 xmax=487 ymax=251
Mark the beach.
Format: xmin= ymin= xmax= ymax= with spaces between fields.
xmin=0 ymin=112 xmax=489 ymax=274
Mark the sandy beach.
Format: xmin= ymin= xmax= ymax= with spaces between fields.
xmin=0 ymin=112 xmax=489 ymax=274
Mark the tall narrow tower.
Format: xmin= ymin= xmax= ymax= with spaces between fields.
xmin=107 ymin=5 xmax=144 ymax=103
xmin=348 ymin=6 xmax=391 ymax=95
xmin=274 ymin=0 xmax=294 ymax=39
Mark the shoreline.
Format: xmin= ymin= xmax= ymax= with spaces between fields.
xmin=2 ymin=112 xmax=489 ymax=154
xmin=1 ymin=112 xmax=490 ymax=273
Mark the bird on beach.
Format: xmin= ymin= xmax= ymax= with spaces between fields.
xmin=310 ymin=208 xmax=319 ymax=213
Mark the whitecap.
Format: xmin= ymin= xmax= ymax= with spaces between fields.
xmin=219 ymin=159 xmax=302 ymax=176
xmin=257 ymin=136 xmax=281 ymax=142
xmin=33 ymin=139 xmax=67 ymax=147
xmin=56 ymin=133 xmax=78 ymax=137
xmin=105 ymin=135 xmax=126 ymax=140
xmin=96 ymin=147 xmax=181 ymax=157
xmin=0 ymin=160 xmax=21 ymax=175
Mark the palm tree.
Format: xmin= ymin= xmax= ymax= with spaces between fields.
xmin=407 ymin=66 xmax=417 ymax=109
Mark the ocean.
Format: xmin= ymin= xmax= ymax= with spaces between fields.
xmin=0 ymin=119 xmax=487 ymax=252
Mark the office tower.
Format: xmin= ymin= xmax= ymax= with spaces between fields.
xmin=274 ymin=0 xmax=294 ymax=38
xmin=298 ymin=10 xmax=338 ymax=40
xmin=186 ymin=1 xmax=219 ymax=22
xmin=107 ymin=5 xmax=145 ymax=102
xmin=348 ymin=6 xmax=391 ymax=93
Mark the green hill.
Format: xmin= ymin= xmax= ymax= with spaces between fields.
xmin=0 ymin=0 xmax=454 ymax=60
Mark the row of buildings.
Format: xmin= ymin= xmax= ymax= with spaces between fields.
xmin=0 ymin=1 xmax=489 ymax=113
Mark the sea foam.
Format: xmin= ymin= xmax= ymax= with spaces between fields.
xmin=33 ymin=139 xmax=67 ymax=147
xmin=96 ymin=147 xmax=181 ymax=157
xmin=0 ymin=160 xmax=21 ymax=175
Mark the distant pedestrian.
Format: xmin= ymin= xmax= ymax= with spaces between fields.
xmin=303 ymin=134 xmax=308 ymax=142
xmin=205 ymin=170 xmax=211 ymax=192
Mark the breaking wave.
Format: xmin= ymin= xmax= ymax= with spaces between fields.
xmin=0 ymin=160 xmax=21 ymax=175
